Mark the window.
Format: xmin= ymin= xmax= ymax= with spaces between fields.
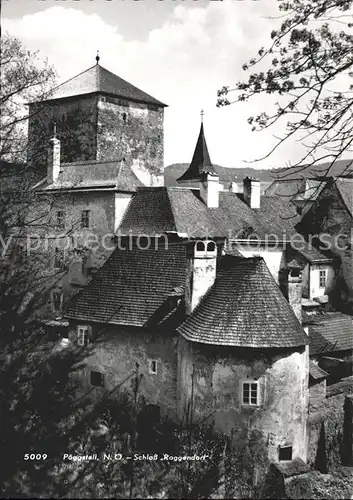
xmin=319 ymin=269 xmax=326 ymax=288
xmin=81 ymin=210 xmax=91 ymax=229
xmin=206 ymin=241 xmax=216 ymax=252
xmin=242 ymin=381 xmax=259 ymax=406
xmin=279 ymin=445 xmax=293 ymax=461
xmin=149 ymin=360 xmax=157 ymax=374
xmin=77 ymin=325 xmax=90 ymax=346
xmin=56 ymin=211 xmax=65 ymax=230
xmin=51 ymin=290 xmax=63 ymax=313
xmin=196 ymin=241 xmax=205 ymax=252
xmin=90 ymin=370 xmax=104 ymax=387
xmin=53 ymin=248 xmax=65 ymax=270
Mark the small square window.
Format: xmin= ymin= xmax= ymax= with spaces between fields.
xmin=279 ymin=445 xmax=293 ymax=461
xmin=81 ymin=210 xmax=91 ymax=229
xmin=242 ymin=381 xmax=259 ymax=406
xmin=77 ymin=325 xmax=90 ymax=346
xmin=90 ymin=370 xmax=104 ymax=387
xmin=149 ymin=360 xmax=157 ymax=374
xmin=56 ymin=211 xmax=65 ymax=231
xmin=319 ymin=269 xmax=326 ymax=288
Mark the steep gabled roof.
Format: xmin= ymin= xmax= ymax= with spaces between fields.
xmin=118 ymin=187 xmax=225 ymax=238
xmin=177 ymin=256 xmax=308 ymax=348
xmin=41 ymin=159 xmax=143 ymax=192
xmin=177 ymin=124 xmax=217 ymax=182
xmin=47 ymin=63 xmax=166 ymax=107
xmin=65 ymin=242 xmax=187 ymax=327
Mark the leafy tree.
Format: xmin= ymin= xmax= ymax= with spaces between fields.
xmin=0 ymin=33 xmax=56 ymax=164
xmin=218 ymin=0 xmax=353 ymax=176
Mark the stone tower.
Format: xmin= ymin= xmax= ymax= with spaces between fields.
xmin=27 ymin=58 xmax=166 ymax=186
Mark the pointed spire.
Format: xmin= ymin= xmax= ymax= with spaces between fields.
xmin=96 ymin=50 xmax=100 ymax=65
xmin=177 ymin=121 xmax=216 ymax=182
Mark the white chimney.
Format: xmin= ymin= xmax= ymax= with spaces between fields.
xmin=243 ymin=177 xmax=260 ymax=209
xmin=185 ymin=240 xmax=217 ymax=315
xmin=200 ymin=173 xmax=219 ymax=208
xmin=48 ymin=137 xmax=61 ymax=184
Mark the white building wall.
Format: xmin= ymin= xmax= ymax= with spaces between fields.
xmin=309 ymin=263 xmax=335 ymax=299
xmin=235 ymin=244 xmax=286 ymax=283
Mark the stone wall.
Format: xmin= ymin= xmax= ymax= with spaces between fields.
xmin=309 ymin=379 xmax=327 ymax=414
xmin=96 ymin=96 xmax=164 ymax=185
xmin=28 ymin=96 xmax=98 ymax=168
xmin=68 ymin=323 xmax=178 ymax=420
xmin=177 ymin=338 xmax=309 ymax=462
xmin=307 ymin=379 xmax=353 ymax=471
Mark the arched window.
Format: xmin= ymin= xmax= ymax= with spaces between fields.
xmin=196 ymin=241 xmax=205 ymax=252
xmin=206 ymin=241 xmax=216 ymax=252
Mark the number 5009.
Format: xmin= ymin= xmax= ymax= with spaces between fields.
xmin=24 ymin=454 xmax=48 ymax=460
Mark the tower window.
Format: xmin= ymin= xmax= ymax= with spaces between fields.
xmin=81 ymin=210 xmax=91 ymax=229
xmin=149 ymin=360 xmax=157 ymax=374
xmin=56 ymin=211 xmax=65 ymax=230
xmin=279 ymin=445 xmax=293 ymax=461
xmin=90 ymin=370 xmax=104 ymax=387
xmin=242 ymin=380 xmax=259 ymax=406
xmin=319 ymin=269 xmax=326 ymax=288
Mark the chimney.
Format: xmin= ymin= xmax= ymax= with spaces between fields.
xmin=185 ymin=240 xmax=217 ymax=315
xmin=280 ymin=267 xmax=303 ymax=324
xmin=243 ymin=176 xmax=260 ymax=209
xmin=200 ymin=173 xmax=219 ymax=208
xmin=48 ymin=136 xmax=61 ymax=184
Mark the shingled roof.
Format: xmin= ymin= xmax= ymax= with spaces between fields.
xmin=308 ymin=312 xmax=353 ymax=355
xmin=65 ymin=242 xmax=186 ymax=327
xmin=177 ymin=124 xmax=217 ymax=182
xmin=41 ymin=159 xmax=143 ymax=192
xmin=177 ymin=256 xmax=308 ymax=348
xmin=47 ymin=63 xmax=166 ymax=107
xmin=118 ymin=187 xmax=225 ymax=238
xmin=118 ymin=188 xmax=301 ymax=241
xmin=210 ymin=192 xmax=301 ymax=241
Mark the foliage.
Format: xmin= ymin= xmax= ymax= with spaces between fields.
xmin=0 ymin=33 xmax=56 ymax=163
xmin=218 ymin=0 xmax=353 ymax=174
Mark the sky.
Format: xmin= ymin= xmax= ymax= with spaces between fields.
xmin=2 ymin=0 xmax=314 ymax=169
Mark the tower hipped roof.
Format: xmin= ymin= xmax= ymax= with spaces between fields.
xmin=46 ymin=63 xmax=166 ymax=107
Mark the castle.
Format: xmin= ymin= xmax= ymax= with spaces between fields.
xmin=27 ymin=57 xmax=352 ymax=467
